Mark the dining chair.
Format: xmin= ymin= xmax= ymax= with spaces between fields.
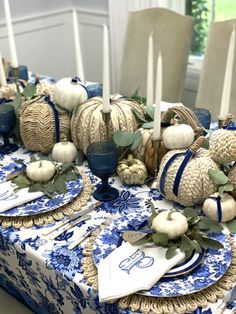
xmin=119 ymin=8 xmax=193 ymax=102
xmin=195 ymin=19 xmax=236 ymax=120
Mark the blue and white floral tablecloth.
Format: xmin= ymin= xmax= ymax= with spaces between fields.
xmin=0 ymin=144 xmax=235 ymax=314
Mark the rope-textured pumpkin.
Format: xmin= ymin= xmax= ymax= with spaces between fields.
xmin=228 ymin=164 xmax=236 ymax=199
xmin=209 ymin=129 xmax=236 ymax=163
xmin=134 ymin=128 xmax=168 ymax=175
xmin=157 ymin=148 xmax=219 ymax=206
xmin=19 ymin=97 xmax=70 ymax=154
xmin=0 ymin=83 xmax=16 ymax=100
xmin=71 ymin=96 xmax=145 ymax=155
xmin=161 ymin=105 xmax=203 ymax=136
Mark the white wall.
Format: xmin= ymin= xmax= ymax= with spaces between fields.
xmin=0 ymin=0 xmax=199 ymax=105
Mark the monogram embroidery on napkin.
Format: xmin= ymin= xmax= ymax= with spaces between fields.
xmin=119 ymin=249 xmax=154 ymax=274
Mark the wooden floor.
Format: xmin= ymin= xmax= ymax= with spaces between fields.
xmin=0 ymin=288 xmax=33 ymax=313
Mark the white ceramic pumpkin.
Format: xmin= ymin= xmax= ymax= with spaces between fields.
xmin=152 ymin=210 xmax=188 ymax=239
xmin=26 ymin=160 xmax=56 ymax=182
xmin=203 ymin=192 xmax=236 ymax=222
xmin=52 ymin=141 xmax=78 ymax=163
xmin=54 ymin=77 xmax=88 ymax=112
xmin=162 ymin=123 xmax=195 ymax=150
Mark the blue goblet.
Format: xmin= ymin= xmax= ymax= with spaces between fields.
xmin=0 ymin=104 xmax=18 ymax=154
xmin=87 ymin=141 xmax=119 ymax=201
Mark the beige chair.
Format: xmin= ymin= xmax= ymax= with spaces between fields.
xmin=195 ymin=19 xmax=236 ymax=120
xmin=119 ymin=8 xmax=193 ymax=102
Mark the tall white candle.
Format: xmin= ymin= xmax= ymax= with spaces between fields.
xmin=146 ymin=33 xmax=154 ymax=107
xmin=102 ymin=24 xmax=111 ymax=113
xmin=72 ymin=10 xmax=85 ymax=82
xmin=0 ymin=53 xmax=7 ymax=86
xmin=153 ymin=51 xmax=162 ymax=140
xmin=219 ymin=26 xmax=235 ymax=119
xmin=4 ymin=0 xmax=18 ymax=68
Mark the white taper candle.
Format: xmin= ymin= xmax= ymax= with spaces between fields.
xmin=219 ymin=26 xmax=235 ymax=119
xmin=153 ymin=51 xmax=162 ymax=140
xmin=102 ymin=24 xmax=111 ymax=113
xmin=4 ymin=0 xmax=18 ymax=68
xmin=0 ymin=53 xmax=7 ymax=86
xmin=72 ymin=10 xmax=85 ymax=82
xmin=146 ymin=33 xmax=154 ymax=107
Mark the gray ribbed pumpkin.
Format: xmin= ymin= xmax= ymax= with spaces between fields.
xmin=71 ymin=96 xmax=145 ymax=155
xmin=157 ymin=148 xmax=219 ymax=206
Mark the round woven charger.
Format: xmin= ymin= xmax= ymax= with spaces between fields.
xmin=81 ymin=226 xmax=236 ymax=314
xmin=19 ymin=97 xmax=71 ymax=154
xmin=0 ymin=172 xmax=93 ymax=229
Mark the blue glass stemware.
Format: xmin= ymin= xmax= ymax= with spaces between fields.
xmin=87 ymin=141 xmax=119 ymax=201
xmin=0 ymin=104 xmax=18 ymax=154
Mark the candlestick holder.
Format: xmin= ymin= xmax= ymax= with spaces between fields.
xmin=101 ymin=109 xmax=111 ymax=141
xmin=146 ymin=139 xmax=160 ymax=189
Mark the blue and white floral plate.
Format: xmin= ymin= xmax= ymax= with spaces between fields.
xmin=92 ymin=214 xmax=232 ymax=297
xmin=0 ymin=160 xmax=83 ymax=217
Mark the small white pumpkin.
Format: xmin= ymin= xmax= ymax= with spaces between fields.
xmin=162 ymin=123 xmax=194 ymax=150
xmin=152 ymin=210 xmax=188 ymax=239
xmin=203 ymin=192 xmax=236 ymax=223
xmin=54 ymin=77 xmax=88 ymax=112
xmin=26 ymin=160 xmax=56 ymax=182
xmin=117 ymin=154 xmax=148 ymax=185
xmin=52 ymin=141 xmax=78 ymax=163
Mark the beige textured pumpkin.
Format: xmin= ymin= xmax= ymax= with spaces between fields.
xmin=228 ymin=164 xmax=236 ymax=199
xmin=157 ymin=148 xmax=219 ymax=206
xmin=134 ymin=128 xmax=168 ymax=175
xmin=209 ymin=129 xmax=236 ymax=163
xmin=19 ymin=98 xmax=70 ymax=154
xmin=71 ymin=96 xmax=145 ymax=155
xmin=117 ymin=154 xmax=148 ymax=185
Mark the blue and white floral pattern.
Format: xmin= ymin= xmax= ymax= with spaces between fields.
xmin=0 ymin=144 xmax=235 ymax=314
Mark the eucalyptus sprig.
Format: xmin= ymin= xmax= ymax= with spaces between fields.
xmin=137 ymin=204 xmax=223 ymax=259
xmin=208 ymin=168 xmax=233 ymax=194
xmin=12 ymin=156 xmax=80 ymax=198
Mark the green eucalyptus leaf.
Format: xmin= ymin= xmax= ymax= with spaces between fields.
xmin=166 ymin=246 xmax=178 ymax=259
xmin=218 ymin=184 xmax=234 ymax=194
xmin=184 ymin=207 xmax=198 ymax=218
xmin=190 ymin=240 xmax=202 ymax=253
xmin=226 ymin=218 xmax=236 ymax=233
xmin=44 ymin=182 xmax=55 ymax=193
xmin=8 ymin=92 xmax=22 ymax=112
xmin=131 ymin=108 xmax=148 ymax=123
xmin=152 ymin=232 xmax=169 ymax=246
xmin=30 ymin=155 xmax=37 ymax=163
xmin=22 ymin=84 xmax=36 ymax=98
xmin=61 ymin=171 xmax=78 ymax=182
xmin=196 ymin=217 xmax=223 ymax=232
xmin=185 ymin=249 xmax=195 ymax=259
xmin=113 ymin=130 xmax=134 ymax=147
xmin=28 ymin=183 xmax=44 ymax=193
xmin=144 ymin=105 xmax=154 ymax=120
xmin=53 ymin=177 xmax=67 ymax=194
xmin=142 ymin=121 xmax=154 ymax=129
xmin=199 ymin=236 xmax=224 ymax=249
xmin=13 ymin=175 xmax=30 ymax=188
xmin=180 ymin=235 xmax=192 ymax=252
xmin=130 ymin=130 xmax=142 ymax=150
xmin=208 ymin=168 xmax=229 ymax=185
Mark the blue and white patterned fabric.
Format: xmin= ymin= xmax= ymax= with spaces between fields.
xmin=0 ymin=145 xmax=235 ymax=314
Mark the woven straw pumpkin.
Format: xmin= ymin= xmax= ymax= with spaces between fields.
xmin=157 ymin=143 xmax=219 ymax=206
xmin=71 ymin=96 xmax=145 ymax=155
xmin=19 ymin=97 xmax=70 ymax=154
xmin=209 ymin=129 xmax=236 ymax=163
xmin=228 ymin=164 xmax=236 ymax=199
xmin=134 ymin=128 xmax=168 ymax=175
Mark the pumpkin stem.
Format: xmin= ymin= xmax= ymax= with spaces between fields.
xmin=39 ymin=161 xmax=42 ymax=168
xmin=127 ymin=154 xmax=133 ymax=166
xmin=167 ymin=210 xmax=175 ymax=220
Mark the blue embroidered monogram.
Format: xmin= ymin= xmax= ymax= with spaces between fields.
xmin=0 ymin=190 xmax=18 ymax=201
xmin=119 ymin=249 xmax=154 ymax=274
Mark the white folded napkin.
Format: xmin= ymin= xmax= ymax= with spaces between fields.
xmin=0 ymin=181 xmax=44 ymax=213
xmin=98 ymin=241 xmax=185 ymax=302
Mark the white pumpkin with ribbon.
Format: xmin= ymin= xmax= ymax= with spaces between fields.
xmin=156 ymin=136 xmax=220 ymax=207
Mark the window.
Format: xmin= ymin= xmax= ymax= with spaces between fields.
xmin=186 ymin=0 xmax=236 ymax=56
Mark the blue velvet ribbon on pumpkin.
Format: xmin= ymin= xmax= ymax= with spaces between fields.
xmin=160 ymin=149 xmax=196 ymax=197
xmin=44 ymin=96 xmax=60 ymax=143
xmin=161 ymin=122 xmax=171 ymax=128
xmin=223 ymin=121 xmax=236 ymax=130
xmin=208 ymin=195 xmax=222 ymax=223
